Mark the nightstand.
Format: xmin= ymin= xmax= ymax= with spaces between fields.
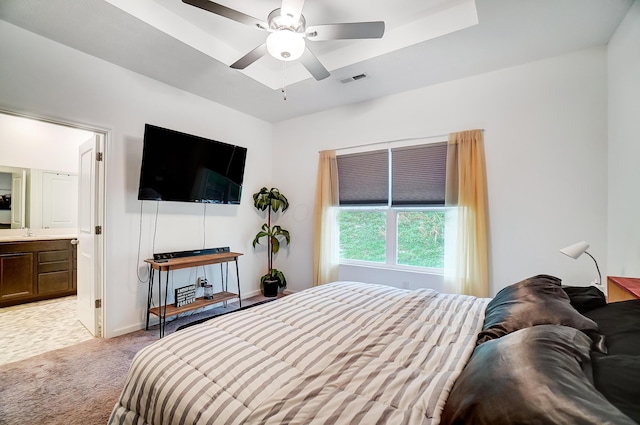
xmin=607 ymin=276 xmax=640 ymax=302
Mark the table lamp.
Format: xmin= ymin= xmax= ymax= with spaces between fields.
xmin=559 ymin=241 xmax=602 ymax=285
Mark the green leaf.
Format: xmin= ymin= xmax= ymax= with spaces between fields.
xmin=262 ymin=268 xmax=287 ymax=288
xmin=271 ymin=237 xmax=280 ymax=253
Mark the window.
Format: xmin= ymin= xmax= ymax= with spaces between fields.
xmin=337 ymin=142 xmax=448 ymax=271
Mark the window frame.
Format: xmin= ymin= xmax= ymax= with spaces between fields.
xmin=336 ymin=140 xmax=449 ymax=275
xmin=338 ymin=205 xmax=447 ymax=275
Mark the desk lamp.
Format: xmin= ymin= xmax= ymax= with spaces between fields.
xmin=559 ymin=241 xmax=602 ymax=286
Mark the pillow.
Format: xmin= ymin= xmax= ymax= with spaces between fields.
xmin=477 ymin=274 xmax=605 ymax=352
xmin=440 ymin=325 xmax=636 ymax=425
xmin=585 ymin=300 xmax=640 ymax=355
xmin=592 ymin=354 xmax=640 ymax=423
xmin=562 ymin=285 xmax=607 ymax=313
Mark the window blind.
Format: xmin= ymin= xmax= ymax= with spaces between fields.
xmin=391 ymin=142 xmax=447 ymax=205
xmin=337 ymin=149 xmax=388 ymax=205
xmin=337 ymin=142 xmax=447 ymax=206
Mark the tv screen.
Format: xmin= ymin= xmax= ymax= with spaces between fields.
xmin=138 ymin=124 xmax=247 ymax=204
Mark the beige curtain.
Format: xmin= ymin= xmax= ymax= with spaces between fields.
xmin=445 ymin=129 xmax=489 ymax=297
xmin=313 ymin=150 xmax=339 ymax=286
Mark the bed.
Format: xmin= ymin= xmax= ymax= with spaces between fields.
xmin=109 ymin=276 xmax=640 ymax=425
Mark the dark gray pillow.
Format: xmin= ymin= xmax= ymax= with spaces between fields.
xmin=477 ymin=275 xmax=605 ymax=352
xmin=562 ymin=285 xmax=607 ymax=313
xmin=441 ymin=325 xmax=636 ymax=425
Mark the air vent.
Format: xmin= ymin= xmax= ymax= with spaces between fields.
xmin=340 ymin=73 xmax=369 ymax=84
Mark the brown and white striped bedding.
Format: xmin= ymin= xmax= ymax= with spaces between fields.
xmin=109 ymin=281 xmax=489 ymax=425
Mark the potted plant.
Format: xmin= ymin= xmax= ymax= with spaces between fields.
xmin=252 ymin=187 xmax=290 ymax=297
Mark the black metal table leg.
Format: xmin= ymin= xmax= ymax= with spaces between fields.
xmin=236 ymin=258 xmax=241 ymax=308
xmin=145 ymin=266 xmax=154 ymax=330
xmin=161 ymin=267 xmax=170 ymax=338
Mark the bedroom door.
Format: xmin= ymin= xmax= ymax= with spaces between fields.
xmin=77 ymin=135 xmax=103 ymax=336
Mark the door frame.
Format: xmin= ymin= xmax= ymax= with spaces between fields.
xmin=0 ymin=108 xmax=107 ymax=337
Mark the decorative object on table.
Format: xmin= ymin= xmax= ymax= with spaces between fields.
xmin=252 ymin=187 xmax=290 ymax=296
xmin=203 ymin=283 xmax=214 ymax=300
xmin=559 ymin=241 xmax=602 ymax=285
xmin=175 ymin=284 xmax=196 ymax=307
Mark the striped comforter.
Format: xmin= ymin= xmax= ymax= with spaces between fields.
xmin=109 ymin=281 xmax=489 ymax=425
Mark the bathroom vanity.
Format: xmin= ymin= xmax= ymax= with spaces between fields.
xmin=0 ymin=236 xmax=77 ymax=307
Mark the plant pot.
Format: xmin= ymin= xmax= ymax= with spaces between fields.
xmin=262 ymin=279 xmax=279 ymax=298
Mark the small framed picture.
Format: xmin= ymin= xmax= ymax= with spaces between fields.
xmin=0 ymin=190 xmax=11 ymax=210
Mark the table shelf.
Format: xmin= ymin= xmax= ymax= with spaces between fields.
xmin=148 ymin=292 xmax=238 ymax=317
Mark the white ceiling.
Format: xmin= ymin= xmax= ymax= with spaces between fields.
xmin=0 ymin=0 xmax=634 ymax=123
xmin=104 ymin=0 xmax=479 ymax=89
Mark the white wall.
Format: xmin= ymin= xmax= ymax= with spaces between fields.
xmin=0 ymin=21 xmax=273 ymax=337
xmin=273 ymin=47 xmax=608 ymax=296
xmin=0 ymin=112 xmax=92 ymax=173
xmin=608 ymin=0 xmax=640 ymax=278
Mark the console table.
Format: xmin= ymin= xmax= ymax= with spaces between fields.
xmin=607 ymin=276 xmax=640 ymax=303
xmin=145 ymin=252 xmax=243 ymax=337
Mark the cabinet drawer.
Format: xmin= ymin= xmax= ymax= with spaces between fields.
xmin=39 ymin=261 xmax=70 ymax=274
xmin=39 ymin=271 xmax=71 ymax=294
xmin=39 ymin=250 xmax=69 ymax=263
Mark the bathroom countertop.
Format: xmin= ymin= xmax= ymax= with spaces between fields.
xmin=0 ymin=234 xmax=77 ymax=242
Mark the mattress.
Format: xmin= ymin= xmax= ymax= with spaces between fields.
xmin=109 ymin=281 xmax=489 ymax=425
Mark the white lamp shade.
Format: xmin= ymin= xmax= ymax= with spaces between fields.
xmin=559 ymin=241 xmax=590 ymax=259
xmin=266 ymin=30 xmax=305 ymax=61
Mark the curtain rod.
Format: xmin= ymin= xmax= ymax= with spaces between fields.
xmin=325 ymin=129 xmax=484 ymax=153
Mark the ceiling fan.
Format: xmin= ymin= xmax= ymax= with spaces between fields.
xmin=182 ymin=0 xmax=385 ymax=81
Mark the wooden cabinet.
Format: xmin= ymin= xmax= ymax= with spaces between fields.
xmin=607 ymin=276 xmax=640 ymax=303
xmin=0 ymin=252 xmax=34 ymax=302
xmin=0 ymin=239 xmax=76 ymax=307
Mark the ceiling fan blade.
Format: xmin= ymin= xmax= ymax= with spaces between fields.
xmin=230 ymin=44 xmax=268 ymax=69
xmin=306 ymin=21 xmax=385 ymax=40
xmin=280 ymin=0 xmax=306 ymax=22
xmin=182 ymin=0 xmax=267 ymax=29
xmin=300 ymin=47 xmax=330 ymax=81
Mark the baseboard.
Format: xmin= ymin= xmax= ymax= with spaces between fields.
xmin=243 ymin=289 xmax=261 ymax=298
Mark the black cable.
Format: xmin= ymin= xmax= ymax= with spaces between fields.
xmin=202 ymin=203 xmax=208 ymax=281
xmin=136 ymin=201 xmax=149 ymax=283
xmin=152 ymin=201 xmax=159 ymax=253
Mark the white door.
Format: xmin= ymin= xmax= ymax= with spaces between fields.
xmin=42 ymin=172 xmax=78 ymax=229
xmin=10 ymin=170 xmax=26 ymax=229
xmin=77 ymin=135 xmax=102 ymax=336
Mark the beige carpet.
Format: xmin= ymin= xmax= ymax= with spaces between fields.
xmin=0 ymin=299 xmax=268 ymax=425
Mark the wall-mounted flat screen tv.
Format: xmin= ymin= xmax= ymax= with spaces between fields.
xmin=138 ymin=124 xmax=247 ymax=204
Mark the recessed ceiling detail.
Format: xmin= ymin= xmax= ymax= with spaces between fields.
xmin=181 ymin=0 xmax=385 ymax=82
xmin=104 ymin=0 xmax=479 ymax=90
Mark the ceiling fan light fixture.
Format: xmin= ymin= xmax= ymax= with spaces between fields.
xmin=266 ymin=30 xmax=305 ymax=61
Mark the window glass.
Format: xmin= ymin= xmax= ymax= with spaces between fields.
xmin=338 ymin=210 xmax=386 ymax=262
xmin=397 ymin=210 xmax=445 ymax=268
